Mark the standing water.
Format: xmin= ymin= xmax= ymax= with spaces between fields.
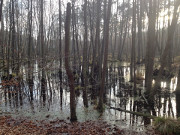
xmin=0 ymin=61 xmax=179 ymax=133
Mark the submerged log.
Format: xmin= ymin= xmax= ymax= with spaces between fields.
xmin=109 ymin=106 xmax=156 ymax=119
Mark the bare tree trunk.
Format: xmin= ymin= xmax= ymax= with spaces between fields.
xmin=28 ymin=0 xmax=33 ymax=101
xmin=112 ymin=0 xmax=118 ymax=60
xmin=40 ymin=0 xmax=46 ymax=103
xmin=119 ymin=0 xmax=129 ymax=60
xmin=7 ymin=1 xmax=12 ymax=78
xmin=82 ymin=0 xmax=88 ymax=108
xmin=137 ymin=0 xmax=142 ymax=64
xmin=74 ymin=9 xmax=81 ymax=70
xmin=88 ymin=0 xmax=95 ymax=66
xmin=92 ymin=0 xmax=101 ymax=80
xmin=132 ymin=0 xmax=137 ymax=95
xmin=11 ymin=0 xmax=15 ymax=72
xmin=59 ymin=0 xmax=63 ymax=102
xmin=145 ymin=0 xmax=156 ymax=95
xmin=176 ymin=66 xmax=180 ymax=107
xmin=0 ymin=0 xmax=3 ymax=68
xmin=130 ymin=0 xmax=137 ymax=82
xmin=167 ymin=0 xmax=172 ymax=70
xmin=98 ymin=0 xmax=107 ymax=81
xmin=0 ymin=0 xmax=3 ymax=22
xmin=97 ymin=0 xmax=112 ymax=112
xmin=72 ymin=1 xmax=76 ymax=71
xmin=64 ymin=2 xmax=77 ymax=122
xmin=145 ymin=0 xmax=157 ymax=116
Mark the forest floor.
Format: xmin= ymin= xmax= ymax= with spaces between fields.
xmin=0 ymin=115 xmax=159 ymax=135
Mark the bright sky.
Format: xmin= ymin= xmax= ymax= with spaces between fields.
xmin=1 ymin=0 xmax=179 ymax=31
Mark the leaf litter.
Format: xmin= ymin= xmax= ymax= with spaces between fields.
xmin=0 ymin=116 xmax=123 ymax=135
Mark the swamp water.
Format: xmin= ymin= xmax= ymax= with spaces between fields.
xmin=0 ymin=61 xmax=179 ymax=133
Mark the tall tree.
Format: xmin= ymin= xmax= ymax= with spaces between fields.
xmin=0 ymin=0 xmax=3 ymax=66
xmin=64 ymin=2 xmax=77 ymax=122
xmin=98 ymin=0 xmax=107 ymax=81
xmin=0 ymin=0 xmax=3 ymax=57
xmin=11 ymin=0 xmax=15 ymax=72
xmin=0 ymin=0 xmax=3 ymax=22
xmin=59 ymin=0 xmax=63 ymax=103
xmin=137 ymin=0 xmax=143 ymax=64
xmin=27 ymin=0 xmax=33 ymax=101
xmin=71 ymin=0 xmax=76 ymax=70
xmin=145 ymin=0 xmax=157 ymax=116
xmin=40 ymin=0 xmax=46 ymax=103
xmin=91 ymin=0 xmax=101 ymax=99
xmin=145 ymin=0 xmax=157 ymax=96
xmin=97 ymin=0 xmax=112 ymax=112
xmin=92 ymin=0 xmax=101 ymax=79
xmin=118 ymin=0 xmax=129 ymax=61
xmin=82 ymin=0 xmax=88 ymax=108
xmin=132 ymin=0 xmax=137 ymax=95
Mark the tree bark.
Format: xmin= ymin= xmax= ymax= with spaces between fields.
xmin=98 ymin=0 xmax=107 ymax=81
xmin=40 ymin=0 xmax=46 ymax=103
xmin=145 ymin=0 xmax=156 ymax=96
xmin=11 ymin=0 xmax=15 ymax=72
xmin=82 ymin=0 xmax=89 ymax=108
xmin=132 ymin=0 xmax=137 ymax=95
xmin=0 ymin=0 xmax=3 ymax=22
xmin=97 ymin=0 xmax=112 ymax=112
xmin=137 ymin=0 xmax=142 ymax=64
xmin=92 ymin=0 xmax=101 ymax=79
xmin=64 ymin=2 xmax=77 ymax=122
xmin=59 ymin=0 xmax=63 ymax=103
xmin=0 ymin=0 xmax=3 ymax=68
xmin=28 ymin=0 xmax=33 ymax=101
xmin=176 ymin=67 xmax=180 ymax=94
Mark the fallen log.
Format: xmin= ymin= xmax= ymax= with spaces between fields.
xmin=109 ymin=106 xmax=156 ymax=119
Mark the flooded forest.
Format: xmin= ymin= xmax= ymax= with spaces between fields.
xmin=0 ymin=0 xmax=180 ymax=134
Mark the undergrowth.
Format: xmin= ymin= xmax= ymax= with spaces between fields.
xmin=154 ymin=117 xmax=180 ymax=135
